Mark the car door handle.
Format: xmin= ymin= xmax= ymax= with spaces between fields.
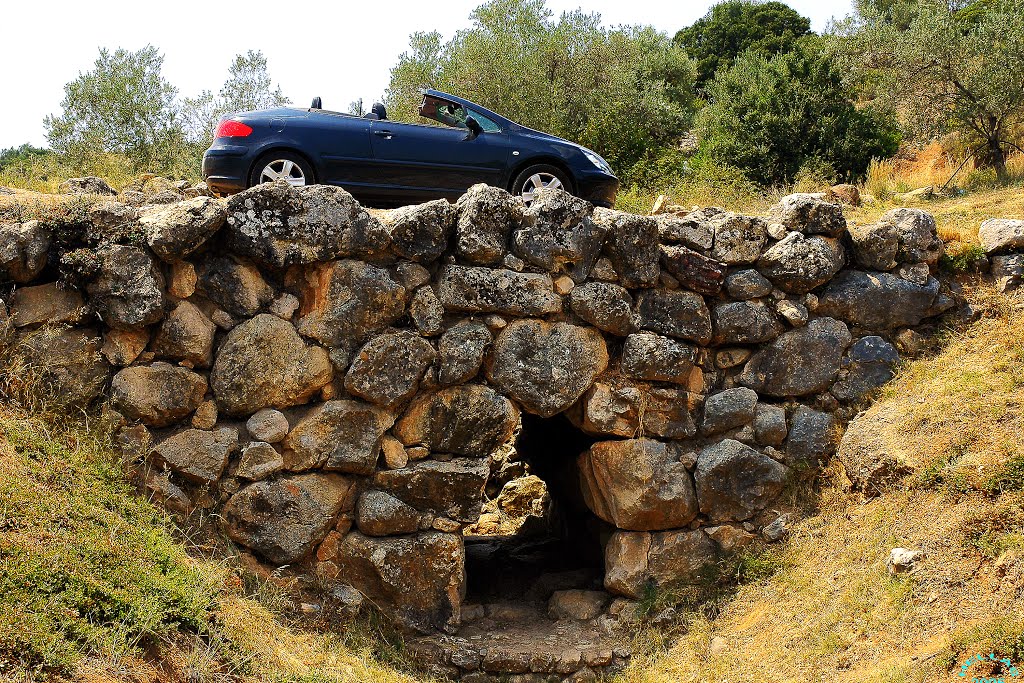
xmin=374 ymin=130 xmax=393 ymax=139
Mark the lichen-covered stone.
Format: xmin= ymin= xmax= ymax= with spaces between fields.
xmin=151 ymin=300 xmax=216 ymax=367
xmin=513 ymin=188 xmax=605 ymax=282
xmin=568 ymin=282 xmax=633 ymax=336
xmin=702 ymin=388 xmax=758 ymax=436
xmin=357 ymin=490 xmax=422 ymax=536
xmin=880 ymin=208 xmax=944 ymax=265
xmin=282 ymin=399 xmax=394 ymax=474
xmin=437 ymin=265 xmax=562 ymax=316
xmin=979 ymin=218 xmax=1024 ymax=255
xmin=757 ymin=233 xmax=845 ymax=294
xmin=595 ymin=208 xmax=660 ymax=288
xmin=753 ymin=403 xmax=788 ymax=446
xmin=380 ymin=198 xmax=455 ymax=263
xmin=454 ymin=183 xmax=524 ymax=264
xmin=579 ymin=439 xmax=698 ymax=531
xmin=87 ymin=245 xmax=165 ymax=329
xmin=141 ymin=195 xmax=227 ymax=261
xmin=394 ymin=384 xmax=519 ymax=456
xmin=619 ymin=333 xmax=701 ymax=386
xmin=710 ymin=213 xmax=767 ymax=264
xmin=295 ymin=259 xmax=406 ymax=348
xmin=711 ymin=300 xmax=783 ymax=345
xmin=196 ymin=254 xmax=275 ymax=317
xmin=695 ymin=439 xmax=789 ymax=522
xmin=848 ymin=221 xmax=899 ymax=271
xmin=110 ymin=362 xmax=207 ymax=427
xmin=409 ymin=286 xmax=444 ymax=336
xmin=225 ymin=182 xmax=390 ymax=267
xmin=223 ymin=473 xmax=357 ymax=564
xmin=437 ymin=321 xmax=491 ymax=385
xmin=655 ymin=211 xmax=714 ymax=252
xmin=816 ymin=271 xmax=939 ymax=330
xmin=634 ymin=289 xmax=712 ymax=344
xmin=767 ymin=193 xmax=846 ymax=237
xmin=487 ymin=319 xmax=608 ymax=417
xmin=724 ymin=269 xmax=773 ymax=300
xmin=211 ymin=314 xmax=332 ymax=416
xmin=237 ymin=441 xmax=284 ymax=480
xmin=784 ymin=406 xmax=839 ymax=471
xmin=0 ymin=221 xmax=50 ymax=283
xmin=831 ymin=335 xmax=900 ymax=401
xmin=345 ymin=331 xmax=437 ymax=408
xmin=373 ymin=459 xmax=490 ymax=523
xmin=739 ymin=317 xmax=852 ymax=397
xmin=575 ymin=381 xmax=701 ymax=439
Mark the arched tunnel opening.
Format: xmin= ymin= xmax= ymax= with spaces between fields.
xmin=463 ymin=412 xmax=609 ymax=604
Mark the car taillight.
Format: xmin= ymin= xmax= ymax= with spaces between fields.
xmin=216 ymin=120 xmax=253 ymax=138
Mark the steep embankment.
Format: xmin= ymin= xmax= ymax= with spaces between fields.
xmin=616 ymin=283 xmax=1024 ymax=683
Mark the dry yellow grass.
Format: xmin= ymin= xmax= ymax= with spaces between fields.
xmin=613 ymin=287 xmax=1024 ymax=683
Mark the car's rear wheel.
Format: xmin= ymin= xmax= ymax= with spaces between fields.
xmin=249 ymin=151 xmax=314 ymax=188
xmin=511 ymin=164 xmax=572 ymax=204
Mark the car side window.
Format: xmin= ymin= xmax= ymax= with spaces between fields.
xmin=468 ymin=109 xmax=501 ymax=132
xmin=418 ymin=95 xmax=501 ymax=133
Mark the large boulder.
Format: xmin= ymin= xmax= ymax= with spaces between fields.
xmin=702 ymin=387 xmax=758 ymax=436
xmin=437 ymin=321 xmax=491 ymax=385
xmin=816 ymin=270 xmax=939 ymax=329
xmin=380 ymin=198 xmax=455 ymax=263
xmin=356 ymin=490 xmax=422 ymax=536
xmin=694 ymin=439 xmax=789 ymax=522
xmin=711 ymin=300 xmax=783 ymax=345
xmin=151 ymin=300 xmax=216 ymax=368
xmin=578 ymin=439 xmax=698 ymax=531
xmin=436 ymin=265 xmax=562 ymax=316
xmin=619 ymin=333 xmax=701 ymax=387
xmin=150 ymin=427 xmax=238 ymax=484
xmin=604 ymin=530 xmax=718 ymax=599
xmin=0 ymin=221 xmax=50 ymax=283
xmin=87 ymin=245 xmax=165 ymax=329
xmin=594 ymin=208 xmax=660 ymax=287
xmin=575 ymin=381 xmax=701 ymax=439
xmin=454 ymin=183 xmax=524 ymax=265
xmin=656 ymin=210 xmax=714 ymax=252
xmin=225 ymin=182 xmax=390 ymax=268
xmin=141 ymin=195 xmax=227 ymax=261
xmin=9 ymin=283 xmax=85 ymax=327
xmin=222 ymin=473 xmax=357 ymax=564
xmin=344 ymin=332 xmax=437 ymax=408
xmin=634 ymin=289 xmax=712 ymax=344
xmin=295 ymin=260 xmax=406 ymax=349
xmin=17 ymin=327 xmax=110 ymax=406
xmin=847 ymin=221 xmax=899 ymax=271
xmin=879 ymin=208 xmax=943 ymax=265
xmin=710 ymin=213 xmax=768 ymax=264
xmin=330 ymin=531 xmax=465 ymax=632
xmin=756 ymin=233 xmax=845 ymax=294
xmin=739 ymin=317 xmax=852 ymax=397
xmin=568 ymin=282 xmax=634 ymax=336
xmin=767 ymin=194 xmax=846 ymax=237
xmin=394 ymin=384 xmax=519 ymax=457
xmin=487 ymin=319 xmax=608 ymax=417
xmin=979 ymin=218 xmax=1024 ymax=255
xmin=211 ymin=314 xmax=333 ymax=416
xmin=373 ymin=458 xmax=490 ymax=523
xmin=512 ymin=188 xmax=605 ymax=281
xmin=110 ymin=363 xmax=207 ymax=427
xmin=196 ymin=254 xmax=275 ymax=317
xmin=282 ymin=399 xmax=395 ymax=473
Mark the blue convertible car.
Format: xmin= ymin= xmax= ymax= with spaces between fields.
xmin=202 ymin=90 xmax=619 ymax=207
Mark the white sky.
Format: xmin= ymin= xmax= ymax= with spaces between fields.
xmin=0 ymin=0 xmax=854 ymax=149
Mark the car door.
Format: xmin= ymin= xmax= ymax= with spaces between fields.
xmin=307 ymin=111 xmax=374 ymax=186
xmin=366 ymin=120 xmax=510 ymax=194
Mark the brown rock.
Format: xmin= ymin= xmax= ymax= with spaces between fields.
xmin=394 ymin=384 xmax=519 ymax=456
xmin=283 ymin=399 xmax=394 ymax=474
xmin=356 ymin=490 xmax=422 ymax=536
xmin=604 ymin=529 xmax=718 ymax=598
xmin=17 ymin=326 xmax=110 ymax=406
xmin=579 ymin=439 xmax=698 ymax=531
xmin=151 ymin=300 xmax=216 ymax=367
xmin=575 ymin=381 xmax=701 ymax=440
xmin=211 ymin=314 xmax=332 ymax=416
xmin=344 ymin=331 xmax=437 ymax=408
xmin=0 ymin=221 xmax=50 ymax=283
xmin=246 ymin=408 xmax=289 ymax=443
xmin=101 ymin=328 xmax=150 ymax=366
xmin=373 ymin=458 xmax=489 ymax=523
xmin=10 ymin=283 xmax=85 ymax=327
xmin=196 ymin=254 xmax=275 ymax=317
xmin=236 ymin=441 xmax=284 ymax=480
xmin=110 ymin=362 xmax=207 ymax=427
xmin=150 ymin=427 xmax=238 ymax=484
xmin=87 ymin=245 xmax=166 ymax=330
xmin=167 ymin=261 xmax=197 ymax=299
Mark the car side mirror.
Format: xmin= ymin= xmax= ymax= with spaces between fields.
xmin=465 ymin=116 xmax=483 ymax=139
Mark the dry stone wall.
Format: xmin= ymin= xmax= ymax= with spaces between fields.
xmin=0 ymin=181 xmax=956 ymax=634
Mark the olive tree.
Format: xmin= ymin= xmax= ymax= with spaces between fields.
xmin=835 ymin=0 xmax=1024 ymax=178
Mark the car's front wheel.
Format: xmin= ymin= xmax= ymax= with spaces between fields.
xmin=248 ymin=151 xmax=314 ymax=188
xmin=511 ymin=164 xmax=572 ymax=204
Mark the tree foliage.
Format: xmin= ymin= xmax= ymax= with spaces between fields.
xmin=44 ymin=46 xmax=183 ymax=173
xmin=835 ymin=0 xmax=1024 ymax=178
xmin=675 ymin=0 xmax=812 ymax=89
xmin=181 ymin=50 xmax=288 ymax=144
xmin=696 ymin=44 xmax=900 ymax=185
xmin=385 ymin=0 xmax=697 ymax=180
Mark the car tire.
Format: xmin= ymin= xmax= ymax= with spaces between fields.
xmin=248 ymin=151 xmax=315 ymax=188
xmin=510 ymin=164 xmax=573 ymax=204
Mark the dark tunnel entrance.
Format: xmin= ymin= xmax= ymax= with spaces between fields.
xmin=463 ymin=412 xmax=609 ymax=603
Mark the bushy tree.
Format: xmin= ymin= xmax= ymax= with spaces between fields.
xmin=696 ymin=44 xmax=900 ymax=185
xmin=181 ymin=50 xmax=288 ymax=143
xmin=835 ymin=0 xmax=1024 ymax=179
xmin=44 ymin=46 xmax=182 ymax=172
xmin=675 ymin=0 xmax=812 ymax=89
xmin=385 ymin=0 xmax=697 ymax=179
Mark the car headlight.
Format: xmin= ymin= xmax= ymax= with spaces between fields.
xmin=582 ymin=148 xmax=613 ymax=174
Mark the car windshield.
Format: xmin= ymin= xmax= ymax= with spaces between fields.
xmin=419 ymin=95 xmax=501 ymax=132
